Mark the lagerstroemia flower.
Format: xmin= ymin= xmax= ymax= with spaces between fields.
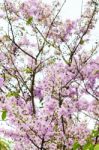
xmin=0 ymin=78 xmax=4 ymax=87
xmin=0 ymin=0 xmax=98 ymax=149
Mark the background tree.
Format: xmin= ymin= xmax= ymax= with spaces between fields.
xmin=0 ymin=0 xmax=99 ymax=149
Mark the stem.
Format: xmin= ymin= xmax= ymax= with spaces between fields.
xmin=31 ymin=72 xmax=36 ymax=114
xmin=41 ymin=137 xmax=44 ymax=150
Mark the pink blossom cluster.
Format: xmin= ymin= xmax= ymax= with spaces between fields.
xmin=0 ymin=0 xmax=99 ymax=149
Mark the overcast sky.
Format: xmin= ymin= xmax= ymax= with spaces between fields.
xmin=43 ymin=0 xmax=83 ymax=20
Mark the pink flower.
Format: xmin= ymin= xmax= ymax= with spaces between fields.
xmin=0 ymin=52 xmax=5 ymax=61
xmin=0 ymin=78 xmax=4 ymax=87
xmin=34 ymin=87 xmax=43 ymax=99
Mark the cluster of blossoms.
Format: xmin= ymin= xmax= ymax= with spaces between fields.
xmin=0 ymin=0 xmax=99 ymax=149
xmin=0 ymin=56 xmax=98 ymax=149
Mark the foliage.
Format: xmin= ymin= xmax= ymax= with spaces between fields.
xmin=0 ymin=138 xmax=10 ymax=150
xmin=1 ymin=110 xmax=7 ymax=121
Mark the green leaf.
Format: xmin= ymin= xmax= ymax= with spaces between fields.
xmin=6 ymin=91 xmax=19 ymax=98
xmin=80 ymin=39 xmax=84 ymax=45
xmin=73 ymin=142 xmax=80 ymax=150
xmin=26 ymin=17 xmax=33 ymax=25
xmin=47 ymin=58 xmax=56 ymax=65
xmin=0 ymin=138 xmax=10 ymax=150
xmin=24 ymin=67 xmax=32 ymax=73
xmin=2 ymin=110 xmax=7 ymax=121
xmin=83 ymin=143 xmax=94 ymax=150
xmin=94 ymin=70 xmax=99 ymax=74
xmin=92 ymin=129 xmax=99 ymax=137
xmin=94 ymin=144 xmax=99 ymax=150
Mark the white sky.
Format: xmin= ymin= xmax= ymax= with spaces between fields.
xmin=43 ymin=0 xmax=83 ymax=20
